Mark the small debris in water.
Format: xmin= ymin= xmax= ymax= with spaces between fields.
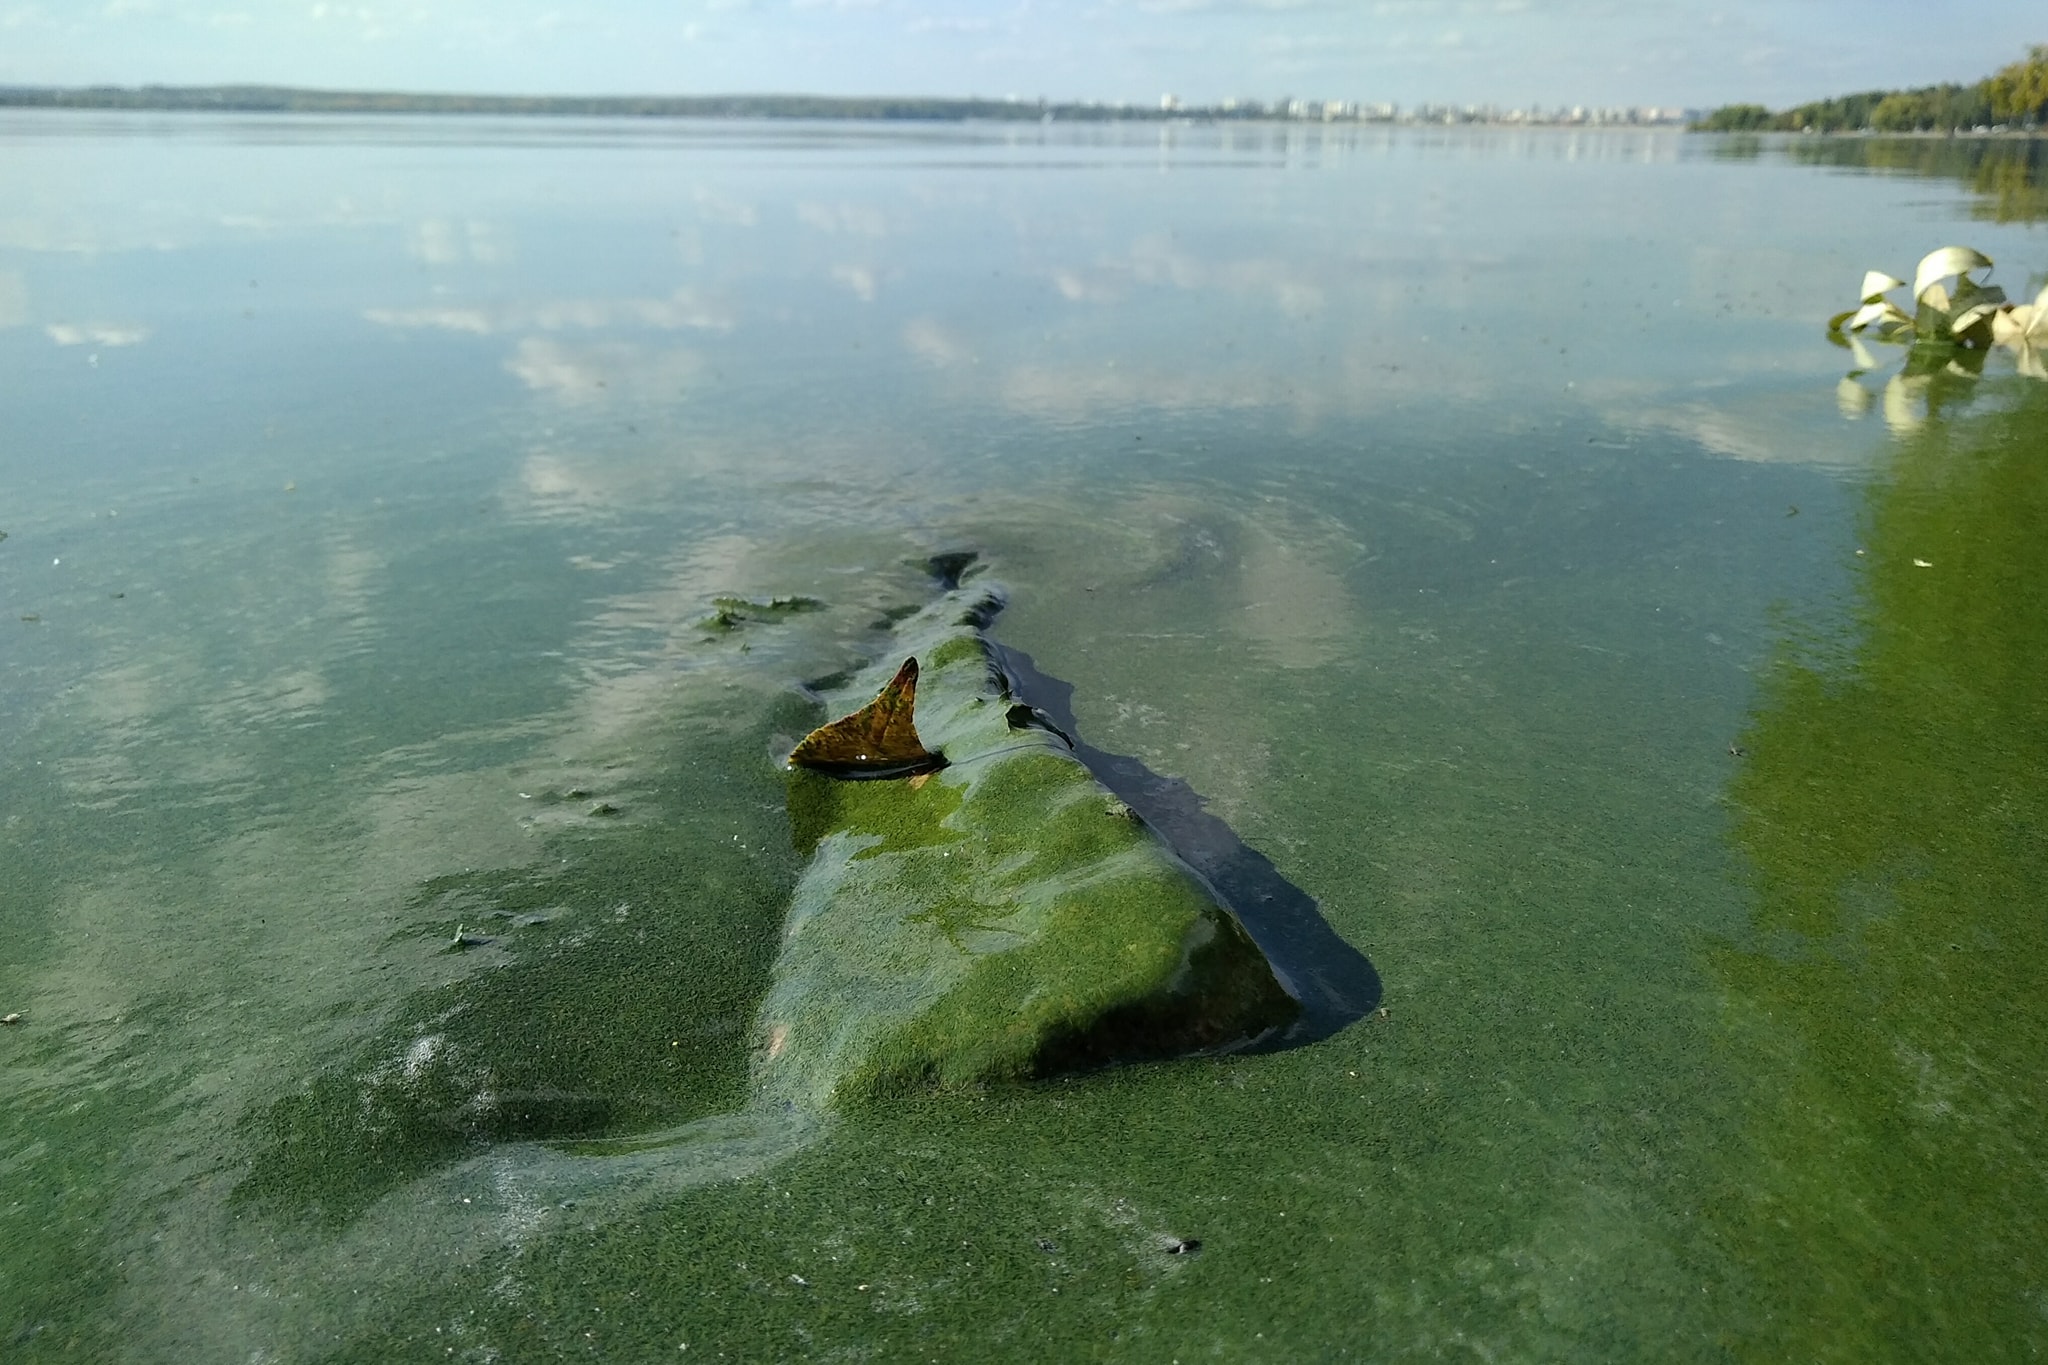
xmin=2 ymin=1013 xmax=21 ymax=1025
xmin=588 ymin=801 xmax=620 ymax=817
xmin=1164 ymin=1238 xmax=1202 ymax=1256
xmin=19 ymin=614 xmax=39 ymax=623
xmin=1728 ymin=743 xmax=1749 ymax=757
xmin=449 ymin=924 xmax=495 ymax=949
xmin=1035 ymin=1238 xmax=1059 ymax=1254
xmin=1913 ymin=558 xmax=1933 ymax=568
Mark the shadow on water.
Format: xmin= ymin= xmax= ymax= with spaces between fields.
xmin=991 ymin=640 xmax=1382 ymax=1045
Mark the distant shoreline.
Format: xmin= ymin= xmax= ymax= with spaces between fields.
xmin=0 ymin=83 xmax=1692 ymax=128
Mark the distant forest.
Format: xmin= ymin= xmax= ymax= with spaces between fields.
xmin=1697 ymin=45 xmax=2048 ymax=133
xmin=0 ymin=85 xmax=1199 ymax=122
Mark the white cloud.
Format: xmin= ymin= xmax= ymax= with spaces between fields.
xmin=364 ymin=287 xmax=733 ymax=335
xmin=407 ymin=219 xmax=513 ymax=266
xmin=505 ymin=337 xmax=704 ymax=401
xmin=902 ymin=317 xmax=971 ymax=367
xmin=796 ymin=201 xmax=889 ymax=237
xmin=693 ymin=186 xmax=758 ymax=227
xmin=47 ymin=321 xmax=149 ymax=346
xmin=831 ymin=264 xmax=877 ymax=301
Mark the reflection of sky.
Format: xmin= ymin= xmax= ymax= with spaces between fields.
xmin=14 ymin=115 xmax=2048 ymax=504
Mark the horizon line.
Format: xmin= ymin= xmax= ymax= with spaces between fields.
xmin=0 ymin=81 xmax=1699 ymax=124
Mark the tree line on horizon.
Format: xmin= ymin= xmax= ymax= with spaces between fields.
xmin=1697 ymin=45 xmax=2048 ymax=134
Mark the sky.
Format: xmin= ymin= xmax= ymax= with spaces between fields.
xmin=0 ymin=1 xmax=2041 ymax=111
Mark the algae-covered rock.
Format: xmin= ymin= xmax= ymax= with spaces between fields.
xmin=758 ymin=581 xmax=1298 ymax=1109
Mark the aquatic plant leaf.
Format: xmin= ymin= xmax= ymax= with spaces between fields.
xmin=1860 ymin=270 xmax=1906 ymax=302
xmin=1912 ymin=246 xmax=1992 ymax=303
xmin=1993 ymin=289 xmax=2048 ymax=350
xmin=788 ymin=657 xmax=945 ymax=778
xmin=1951 ymin=302 xmax=2001 ymax=337
xmin=1849 ymin=299 xmax=1911 ymax=332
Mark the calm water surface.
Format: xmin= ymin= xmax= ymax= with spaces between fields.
xmin=2 ymin=115 xmax=2045 ymax=1361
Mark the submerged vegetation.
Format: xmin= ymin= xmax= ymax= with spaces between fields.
xmin=1697 ymin=45 xmax=2048 ymax=133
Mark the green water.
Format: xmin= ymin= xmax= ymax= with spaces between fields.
xmin=2 ymin=117 xmax=2045 ymax=1360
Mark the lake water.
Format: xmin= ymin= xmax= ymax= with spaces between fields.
xmin=2 ymin=114 xmax=2045 ymax=1361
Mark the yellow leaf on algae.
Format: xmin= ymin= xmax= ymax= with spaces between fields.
xmin=787 ymin=657 xmax=946 ymax=780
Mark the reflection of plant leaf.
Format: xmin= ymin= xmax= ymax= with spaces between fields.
xmin=2015 ymin=342 xmax=2048 ymax=381
xmin=1860 ymin=270 xmax=1906 ymax=302
xmin=1912 ymin=245 xmax=1993 ymax=302
xmin=1883 ymin=374 xmax=1927 ymax=434
xmin=788 ymin=657 xmax=946 ymax=779
xmin=1901 ymin=341 xmax=1960 ymax=378
xmin=1837 ymin=376 xmax=1875 ymax=419
xmin=1848 ymin=334 xmax=1878 ymax=372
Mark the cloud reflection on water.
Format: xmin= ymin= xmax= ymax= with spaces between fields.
xmin=504 ymin=337 xmax=705 ymax=401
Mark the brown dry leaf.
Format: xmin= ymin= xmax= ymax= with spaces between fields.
xmin=788 ymin=657 xmax=946 ymax=779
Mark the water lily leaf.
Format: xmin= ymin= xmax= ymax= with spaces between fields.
xmin=1860 ymin=270 xmax=1906 ymax=302
xmin=1994 ymin=289 xmax=2048 ymax=349
xmin=788 ymin=657 xmax=946 ymax=779
xmin=1951 ymin=302 xmax=2001 ymax=336
xmin=1912 ymin=246 xmax=1992 ymax=303
xmin=1992 ymin=305 xmax=2029 ymax=346
xmin=1951 ymin=276 xmax=2005 ymax=308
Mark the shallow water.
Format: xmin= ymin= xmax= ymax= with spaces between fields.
xmin=2 ymin=115 xmax=2045 ymax=1361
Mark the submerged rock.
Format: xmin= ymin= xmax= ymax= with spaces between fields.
xmin=759 ymin=579 xmax=1298 ymax=1109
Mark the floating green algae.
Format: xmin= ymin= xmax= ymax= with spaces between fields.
xmin=230 ymin=695 xmax=812 ymax=1227
xmin=1710 ymin=378 xmax=2048 ymax=1360
xmin=757 ymin=579 xmax=1299 ymax=1110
